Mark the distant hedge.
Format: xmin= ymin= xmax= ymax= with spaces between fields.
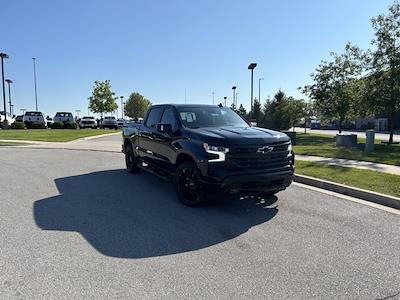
xmin=50 ymin=122 xmax=64 ymax=129
xmin=11 ymin=122 xmax=25 ymax=129
xmin=30 ymin=122 xmax=47 ymax=129
xmin=64 ymin=122 xmax=77 ymax=129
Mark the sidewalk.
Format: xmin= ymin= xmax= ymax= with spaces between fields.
xmin=296 ymin=154 xmax=400 ymax=176
xmin=293 ymin=127 xmax=400 ymax=142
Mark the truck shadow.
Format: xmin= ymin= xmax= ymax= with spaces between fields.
xmin=33 ymin=169 xmax=278 ymax=259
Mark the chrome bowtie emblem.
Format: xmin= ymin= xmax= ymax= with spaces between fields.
xmin=257 ymin=146 xmax=274 ymax=154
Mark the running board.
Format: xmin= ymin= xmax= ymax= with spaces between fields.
xmin=138 ymin=163 xmax=171 ymax=182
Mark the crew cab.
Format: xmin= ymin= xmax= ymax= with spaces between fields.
xmin=122 ymin=104 xmax=294 ymax=206
xmin=54 ymin=112 xmax=74 ymax=123
xmin=23 ymin=111 xmax=45 ymax=126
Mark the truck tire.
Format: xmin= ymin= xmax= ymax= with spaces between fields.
xmin=125 ymin=143 xmax=141 ymax=173
xmin=174 ymin=161 xmax=207 ymax=206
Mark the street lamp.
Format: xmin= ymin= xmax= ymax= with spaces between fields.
xmin=1 ymin=52 xmax=9 ymax=122
xmin=232 ymin=86 xmax=237 ymax=107
xmin=32 ymin=57 xmax=38 ymax=111
xmin=223 ymin=96 xmax=227 ymax=107
xmin=258 ymin=78 xmax=264 ymax=104
xmin=120 ymin=96 xmax=124 ymax=118
xmin=248 ymin=63 xmax=257 ymax=118
xmin=10 ymin=104 xmax=14 ymax=116
xmin=5 ymin=79 xmax=13 ymax=117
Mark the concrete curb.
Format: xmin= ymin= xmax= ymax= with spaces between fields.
xmin=0 ymin=132 xmax=121 ymax=144
xmin=71 ymin=132 xmax=121 ymax=142
xmin=294 ymin=174 xmax=400 ymax=210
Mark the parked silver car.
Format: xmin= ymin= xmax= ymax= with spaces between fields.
xmin=101 ymin=116 xmax=118 ymax=129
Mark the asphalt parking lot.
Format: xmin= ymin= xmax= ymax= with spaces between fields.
xmin=0 ymin=144 xmax=399 ymax=299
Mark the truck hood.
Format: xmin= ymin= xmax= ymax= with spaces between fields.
xmin=189 ymin=127 xmax=289 ymax=146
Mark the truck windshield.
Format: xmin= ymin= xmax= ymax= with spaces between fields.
xmin=177 ymin=106 xmax=249 ymax=128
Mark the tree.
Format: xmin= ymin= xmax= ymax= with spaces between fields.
xmin=124 ymin=92 xmax=151 ymax=120
xmin=302 ymin=43 xmax=365 ymax=133
xmin=237 ymin=104 xmax=247 ymax=118
xmin=364 ymin=2 xmax=400 ymax=143
xmin=230 ymin=103 xmax=237 ymax=112
xmin=88 ymin=80 xmax=118 ymax=118
xmin=262 ymin=90 xmax=291 ymax=130
xmin=302 ymin=100 xmax=316 ymax=134
xmin=284 ymin=98 xmax=307 ymax=131
xmin=252 ymin=98 xmax=263 ymax=123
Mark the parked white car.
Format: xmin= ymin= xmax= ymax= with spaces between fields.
xmin=23 ymin=111 xmax=45 ymax=124
xmin=54 ymin=112 xmax=74 ymax=123
xmin=117 ymin=118 xmax=125 ymax=128
xmin=0 ymin=111 xmax=15 ymax=126
xmin=79 ymin=116 xmax=97 ymax=129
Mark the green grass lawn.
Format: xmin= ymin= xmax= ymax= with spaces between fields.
xmin=0 ymin=129 xmax=120 ymax=142
xmin=0 ymin=141 xmax=29 ymax=146
xmin=295 ymin=160 xmax=400 ymax=197
xmin=294 ymin=133 xmax=400 ymax=166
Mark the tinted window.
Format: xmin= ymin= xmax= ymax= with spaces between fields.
xmin=177 ymin=106 xmax=249 ymax=128
xmin=146 ymin=107 xmax=163 ymax=127
xmin=26 ymin=112 xmax=42 ymax=116
xmin=160 ymin=107 xmax=177 ymax=131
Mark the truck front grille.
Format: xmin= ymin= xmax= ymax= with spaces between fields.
xmin=226 ymin=141 xmax=291 ymax=171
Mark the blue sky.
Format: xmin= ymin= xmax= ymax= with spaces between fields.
xmin=0 ymin=0 xmax=395 ymax=117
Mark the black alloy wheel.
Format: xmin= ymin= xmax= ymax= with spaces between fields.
xmin=174 ymin=161 xmax=206 ymax=206
xmin=125 ymin=143 xmax=140 ymax=173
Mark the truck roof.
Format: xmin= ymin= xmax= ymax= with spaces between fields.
xmin=151 ymin=104 xmax=223 ymax=108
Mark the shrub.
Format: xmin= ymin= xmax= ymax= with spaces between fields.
xmin=1 ymin=120 xmax=10 ymax=129
xmin=63 ymin=122 xmax=77 ymax=129
xmin=11 ymin=122 xmax=25 ymax=129
xmin=51 ymin=122 xmax=64 ymax=129
xmin=31 ymin=122 xmax=47 ymax=129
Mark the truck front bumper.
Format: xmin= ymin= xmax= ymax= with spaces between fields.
xmin=220 ymin=170 xmax=293 ymax=194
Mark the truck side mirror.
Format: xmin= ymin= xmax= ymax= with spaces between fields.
xmin=157 ymin=123 xmax=172 ymax=133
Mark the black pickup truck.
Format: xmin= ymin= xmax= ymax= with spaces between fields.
xmin=122 ymin=104 xmax=294 ymax=206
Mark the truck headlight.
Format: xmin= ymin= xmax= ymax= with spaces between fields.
xmin=203 ymin=143 xmax=229 ymax=162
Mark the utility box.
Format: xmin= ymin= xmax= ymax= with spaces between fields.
xmin=336 ymin=134 xmax=357 ymax=147
xmin=365 ymin=130 xmax=375 ymax=152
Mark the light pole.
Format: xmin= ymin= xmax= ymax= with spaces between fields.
xmin=248 ymin=63 xmax=257 ymax=118
xmin=120 ymin=96 xmax=124 ymax=118
xmin=212 ymin=91 xmax=215 ymax=104
xmin=232 ymin=86 xmax=236 ymax=107
xmin=1 ymin=52 xmax=9 ymax=122
xmin=21 ymin=108 xmax=26 ymax=115
xmin=5 ymin=79 xmax=13 ymax=117
xmin=258 ymin=78 xmax=264 ymax=104
xmin=32 ymin=57 xmax=38 ymax=111
xmin=224 ymin=96 xmax=227 ymax=107
xmin=10 ymin=104 xmax=14 ymax=116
